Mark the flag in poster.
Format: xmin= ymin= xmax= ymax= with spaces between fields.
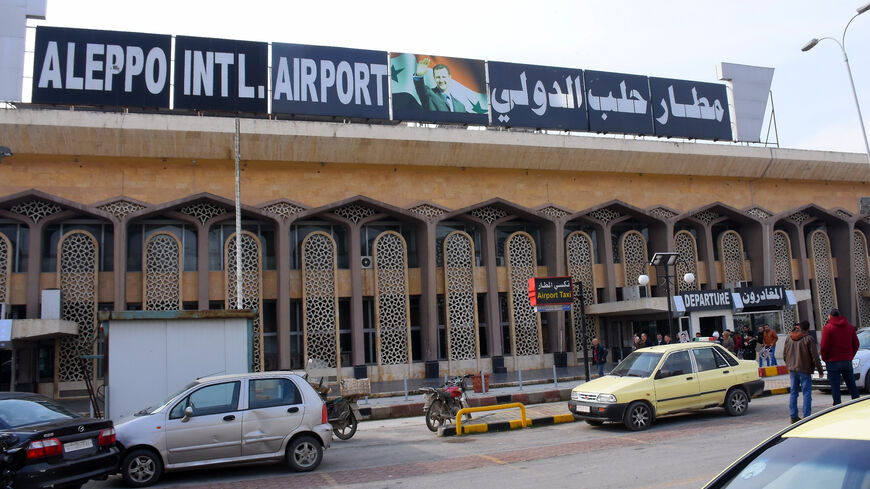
xmin=488 ymin=61 xmax=587 ymax=131
xmin=390 ymin=53 xmax=488 ymax=125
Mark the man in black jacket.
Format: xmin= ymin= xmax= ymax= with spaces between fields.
xmin=591 ymin=338 xmax=608 ymax=377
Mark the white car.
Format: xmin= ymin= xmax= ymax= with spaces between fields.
xmin=114 ymin=372 xmax=332 ymax=487
xmin=812 ymin=327 xmax=870 ymax=393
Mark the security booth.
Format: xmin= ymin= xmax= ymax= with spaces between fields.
xmin=0 ymin=317 xmax=79 ymax=393
xmin=99 ymin=310 xmax=257 ymax=420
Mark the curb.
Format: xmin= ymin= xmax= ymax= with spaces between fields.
xmin=439 ymin=413 xmax=577 ymax=437
xmin=758 ymin=366 xmax=789 ymax=377
xmin=756 ymin=387 xmax=790 ymax=398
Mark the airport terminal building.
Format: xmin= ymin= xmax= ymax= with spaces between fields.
xmin=1 ymin=20 xmax=870 ymax=398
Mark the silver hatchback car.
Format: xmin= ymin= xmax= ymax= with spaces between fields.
xmin=114 ymin=371 xmax=332 ymax=487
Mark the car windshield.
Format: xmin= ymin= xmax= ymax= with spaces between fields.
xmin=137 ymin=381 xmax=198 ymax=415
xmin=610 ymin=351 xmax=663 ymax=377
xmin=0 ymin=397 xmax=80 ymax=429
xmin=858 ymin=330 xmax=870 ymax=350
xmin=714 ymin=437 xmax=870 ymax=489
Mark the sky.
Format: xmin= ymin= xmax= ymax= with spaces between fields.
xmin=21 ymin=0 xmax=870 ymax=155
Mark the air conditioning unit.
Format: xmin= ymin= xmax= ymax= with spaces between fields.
xmin=725 ymin=280 xmax=749 ymax=290
xmin=622 ymin=285 xmax=648 ymax=301
xmin=360 ymin=256 xmax=373 ymax=269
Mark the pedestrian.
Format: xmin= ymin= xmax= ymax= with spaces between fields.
xmin=655 ymin=333 xmax=664 ymax=346
xmin=742 ymin=331 xmax=758 ymax=362
xmin=721 ymin=330 xmax=735 ymax=354
xmin=756 ymin=326 xmax=766 ymax=367
xmin=591 ymin=338 xmax=608 ymax=378
xmin=663 ymin=334 xmax=672 ymax=345
xmin=820 ymin=308 xmax=861 ymax=405
xmin=633 ymin=334 xmax=641 ymax=350
xmin=763 ymin=324 xmax=779 ymax=366
xmin=642 ymin=332 xmax=653 ymax=347
xmin=695 ymin=332 xmax=702 ymax=340
xmin=783 ymin=320 xmax=824 ymax=423
xmin=733 ymin=329 xmax=744 ymax=358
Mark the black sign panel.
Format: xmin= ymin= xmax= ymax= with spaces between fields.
xmin=584 ymin=70 xmax=653 ymax=135
xmin=529 ymin=276 xmax=573 ymax=306
xmin=389 ymin=53 xmax=489 ymax=125
xmin=173 ymin=36 xmax=268 ymax=113
xmin=649 ymin=77 xmax=732 ymax=141
xmin=735 ymin=286 xmax=787 ymax=308
xmin=488 ymin=61 xmax=586 ymax=131
xmin=271 ymin=44 xmax=389 ymax=120
xmin=31 ymin=26 xmax=171 ymax=108
xmin=678 ymin=289 xmax=734 ymax=311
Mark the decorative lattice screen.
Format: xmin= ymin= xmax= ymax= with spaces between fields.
xmin=809 ymin=230 xmax=837 ymax=328
xmin=225 ymin=232 xmax=264 ymax=372
xmin=374 ymin=231 xmax=412 ymax=367
xmin=143 ymin=232 xmax=182 ymax=311
xmin=0 ymin=233 xmax=9 ymax=304
xmin=854 ymin=231 xmax=870 ymax=328
xmin=443 ymin=231 xmax=479 ymax=362
xmin=566 ymin=231 xmax=597 ymax=355
xmin=57 ymin=231 xmax=98 ymax=383
xmin=302 ymin=232 xmax=340 ymax=370
xmin=719 ymin=230 xmax=746 ymax=284
xmin=773 ymin=230 xmax=798 ymax=327
xmin=675 ymin=231 xmax=699 ymax=292
xmin=506 ymin=232 xmax=542 ymax=357
xmin=620 ymin=231 xmax=649 ymax=295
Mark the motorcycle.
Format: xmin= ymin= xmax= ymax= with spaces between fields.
xmin=303 ymin=361 xmax=364 ymax=441
xmin=421 ymin=375 xmax=472 ymax=432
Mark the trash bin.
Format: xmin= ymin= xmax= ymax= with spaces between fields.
xmin=471 ymin=373 xmax=491 ymax=393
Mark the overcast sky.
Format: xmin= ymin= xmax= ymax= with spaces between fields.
xmin=24 ymin=0 xmax=870 ymax=155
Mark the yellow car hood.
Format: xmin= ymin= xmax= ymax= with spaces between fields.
xmin=572 ymin=374 xmax=650 ymax=394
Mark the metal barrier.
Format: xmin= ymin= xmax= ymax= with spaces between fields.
xmin=455 ymin=402 xmax=530 ymax=435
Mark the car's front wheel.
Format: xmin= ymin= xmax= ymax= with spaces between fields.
xmin=623 ymin=401 xmax=652 ymax=431
xmin=121 ymin=448 xmax=163 ymax=488
xmin=724 ymin=388 xmax=749 ymax=416
xmin=286 ymin=435 xmax=323 ymax=472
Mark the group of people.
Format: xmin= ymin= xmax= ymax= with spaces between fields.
xmin=709 ymin=324 xmax=780 ymax=366
xmin=785 ymin=308 xmax=861 ymax=423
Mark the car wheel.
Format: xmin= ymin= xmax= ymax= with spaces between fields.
xmin=623 ymin=401 xmax=652 ymax=431
xmin=425 ymin=400 xmax=447 ymax=432
xmin=864 ymin=374 xmax=870 ymax=394
xmin=286 ymin=435 xmax=323 ymax=472
xmin=724 ymin=388 xmax=749 ymax=416
xmin=121 ymin=448 xmax=163 ymax=488
xmin=585 ymin=419 xmax=604 ymax=426
xmin=334 ymin=413 xmax=358 ymax=440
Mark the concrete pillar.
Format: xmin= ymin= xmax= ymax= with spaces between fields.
xmin=25 ymin=220 xmax=43 ymax=319
xmin=481 ymin=224 xmax=503 ymax=358
xmin=418 ymin=222 xmax=438 ymax=364
xmin=347 ymin=222 xmax=365 ymax=367
xmin=275 ymin=221 xmax=291 ymax=369
xmin=113 ymin=219 xmax=126 ymax=311
xmin=197 ymin=223 xmax=210 ymax=310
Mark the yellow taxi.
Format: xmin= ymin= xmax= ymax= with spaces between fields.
xmin=703 ymin=396 xmax=870 ymax=488
xmin=568 ymin=341 xmax=763 ymax=430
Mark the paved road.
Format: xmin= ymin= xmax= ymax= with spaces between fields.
xmin=88 ymin=394 xmax=829 ymax=489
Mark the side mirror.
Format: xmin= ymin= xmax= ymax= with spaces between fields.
xmin=182 ymin=406 xmax=193 ymax=422
xmin=655 ymin=370 xmax=669 ymax=379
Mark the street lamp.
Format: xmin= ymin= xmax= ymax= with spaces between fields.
xmin=639 ymin=251 xmax=681 ymax=339
xmin=801 ymin=2 xmax=870 ymax=163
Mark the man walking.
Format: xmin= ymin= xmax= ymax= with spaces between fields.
xmin=783 ymin=320 xmax=823 ymax=423
xmin=820 ymin=308 xmax=861 ymax=405
xmin=763 ymin=324 xmax=779 ymax=366
xmin=591 ymin=338 xmax=608 ymax=378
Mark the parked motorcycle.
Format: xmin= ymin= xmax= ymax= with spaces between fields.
xmin=303 ymin=361 xmax=365 ymax=440
xmin=421 ymin=375 xmax=472 ymax=432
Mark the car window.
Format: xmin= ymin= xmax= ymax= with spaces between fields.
xmin=169 ymin=381 xmax=240 ymax=419
xmin=660 ymin=351 xmax=693 ymax=377
xmin=692 ymin=348 xmax=724 ymax=372
xmin=610 ymin=352 xmax=664 ymax=377
xmin=713 ymin=345 xmax=740 ymax=366
xmin=249 ymin=378 xmax=302 ymax=409
xmin=858 ymin=330 xmax=870 ymax=349
xmin=0 ymin=397 xmax=80 ymax=429
xmin=712 ymin=437 xmax=870 ymax=489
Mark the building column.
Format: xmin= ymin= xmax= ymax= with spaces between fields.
xmin=275 ymin=221 xmax=291 ymax=369
xmin=481 ymin=224 xmax=503 ymax=359
xmin=196 ymin=224 xmax=209 ymax=310
xmin=418 ymin=222 xmax=438 ymax=370
xmin=347 ymin=222 xmax=365 ymax=368
xmin=113 ymin=219 xmax=126 ymax=311
xmin=25 ymin=220 xmax=43 ymax=319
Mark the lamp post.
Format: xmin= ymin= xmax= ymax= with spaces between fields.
xmin=638 ymin=252 xmax=680 ymax=339
xmin=802 ymin=2 xmax=870 ymax=163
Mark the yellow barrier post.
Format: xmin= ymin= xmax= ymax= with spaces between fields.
xmin=455 ymin=402 xmax=530 ymax=435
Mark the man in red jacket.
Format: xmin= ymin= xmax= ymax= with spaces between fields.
xmin=820 ymin=308 xmax=861 ymax=405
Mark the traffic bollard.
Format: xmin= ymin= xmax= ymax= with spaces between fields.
xmin=518 ymin=368 xmax=523 ymax=391
xmin=481 ymin=370 xmax=486 ymax=394
xmin=403 ymin=377 xmax=408 ymax=401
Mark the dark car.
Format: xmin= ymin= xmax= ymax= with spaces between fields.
xmin=0 ymin=392 xmax=119 ymax=489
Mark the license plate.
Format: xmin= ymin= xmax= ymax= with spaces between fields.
xmin=64 ymin=439 xmax=93 ymax=453
xmin=577 ymin=405 xmax=591 ymax=413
